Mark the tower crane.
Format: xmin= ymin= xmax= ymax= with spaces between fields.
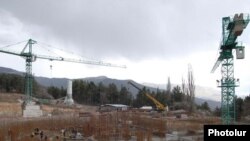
xmin=128 ymin=81 xmax=168 ymax=111
xmin=211 ymin=13 xmax=249 ymax=124
xmin=0 ymin=39 xmax=126 ymax=103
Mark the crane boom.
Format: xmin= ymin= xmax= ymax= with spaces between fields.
xmin=35 ymin=54 xmax=126 ymax=68
xmin=0 ymin=49 xmax=23 ymax=57
xmin=128 ymin=81 xmax=167 ymax=111
xmin=144 ymin=93 xmax=166 ymax=111
xmin=0 ymin=39 xmax=126 ymax=103
xmin=0 ymin=49 xmax=126 ymax=68
xmin=211 ymin=55 xmax=223 ymax=73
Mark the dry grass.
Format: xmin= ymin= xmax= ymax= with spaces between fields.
xmin=0 ymin=102 xmax=22 ymax=117
xmin=166 ymin=117 xmax=220 ymax=132
xmin=0 ymin=116 xmax=88 ymax=141
xmin=0 ymin=94 xmax=219 ymax=141
xmin=0 ymin=93 xmax=23 ymax=102
xmin=0 ymin=111 xmax=220 ymax=141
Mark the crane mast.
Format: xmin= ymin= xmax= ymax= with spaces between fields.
xmin=211 ymin=13 xmax=249 ymax=124
xmin=24 ymin=39 xmax=36 ymax=103
xmin=0 ymin=39 xmax=126 ymax=104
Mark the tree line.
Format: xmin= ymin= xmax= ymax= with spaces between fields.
xmin=46 ymin=79 xmax=197 ymax=111
xmin=71 ymin=80 xmax=133 ymax=105
xmin=46 ymin=79 xmax=181 ymax=108
xmin=0 ymin=73 xmax=39 ymax=94
xmin=1 ymin=73 xmax=250 ymax=119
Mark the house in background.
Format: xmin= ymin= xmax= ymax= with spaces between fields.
xmin=98 ymin=104 xmax=129 ymax=112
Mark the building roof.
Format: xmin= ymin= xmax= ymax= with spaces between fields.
xmin=103 ymin=104 xmax=129 ymax=108
xmin=140 ymin=106 xmax=153 ymax=110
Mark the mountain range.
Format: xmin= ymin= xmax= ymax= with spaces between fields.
xmin=0 ymin=66 xmax=220 ymax=109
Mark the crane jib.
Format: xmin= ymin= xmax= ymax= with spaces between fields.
xmin=0 ymin=39 xmax=126 ymax=104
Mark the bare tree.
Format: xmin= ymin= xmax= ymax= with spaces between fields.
xmin=166 ymin=77 xmax=172 ymax=107
xmin=181 ymin=77 xmax=189 ymax=102
xmin=188 ymin=64 xmax=195 ymax=112
xmin=181 ymin=77 xmax=188 ymax=94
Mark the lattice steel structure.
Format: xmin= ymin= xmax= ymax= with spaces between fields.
xmin=0 ymin=39 xmax=126 ymax=104
xmin=24 ymin=39 xmax=37 ymax=103
xmin=211 ymin=13 xmax=249 ymax=124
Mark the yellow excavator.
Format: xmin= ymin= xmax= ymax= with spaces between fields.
xmin=128 ymin=81 xmax=168 ymax=112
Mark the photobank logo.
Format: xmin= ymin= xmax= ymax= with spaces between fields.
xmin=204 ymin=125 xmax=250 ymax=141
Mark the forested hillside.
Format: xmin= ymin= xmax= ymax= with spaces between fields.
xmin=0 ymin=73 xmax=51 ymax=99
xmin=1 ymin=67 xmax=250 ymax=121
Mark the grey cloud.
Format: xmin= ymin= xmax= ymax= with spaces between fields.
xmin=0 ymin=0 xmax=250 ymax=61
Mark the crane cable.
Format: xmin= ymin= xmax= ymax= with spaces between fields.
xmin=36 ymin=42 xmax=63 ymax=58
xmin=50 ymin=62 xmax=54 ymax=86
xmin=30 ymin=42 xmax=56 ymax=86
xmin=0 ymin=40 xmax=28 ymax=50
xmin=36 ymin=41 xmax=101 ymax=62
xmin=0 ymin=40 xmax=99 ymax=62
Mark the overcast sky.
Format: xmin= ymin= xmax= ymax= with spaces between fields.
xmin=0 ymin=0 xmax=250 ymax=97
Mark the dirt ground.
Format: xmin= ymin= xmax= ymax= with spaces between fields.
xmin=0 ymin=93 xmax=220 ymax=141
xmin=0 ymin=93 xmax=23 ymax=117
xmin=0 ymin=93 xmax=98 ymax=118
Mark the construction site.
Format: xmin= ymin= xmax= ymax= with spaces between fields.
xmin=1 ymin=1 xmax=250 ymax=141
xmin=0 ymin=91 xmax=220 ymax=141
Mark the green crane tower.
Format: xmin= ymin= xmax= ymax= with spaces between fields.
xmin=23 ymin=39 xmax=37 ymax=103
xmin=211 ymin=13 xmax=249 ymax=124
